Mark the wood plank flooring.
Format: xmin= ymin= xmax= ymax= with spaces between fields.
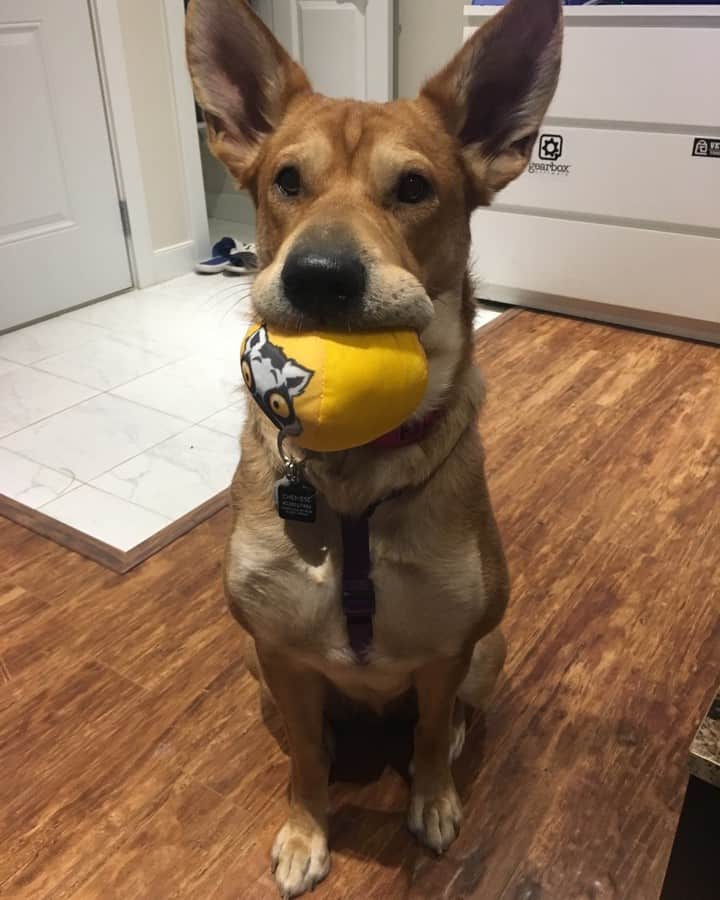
xmin=1 ymin=310 xmax=718 ymax=900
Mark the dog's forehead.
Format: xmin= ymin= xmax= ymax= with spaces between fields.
xmin=271 ymin=95 xmax=447 ymax=164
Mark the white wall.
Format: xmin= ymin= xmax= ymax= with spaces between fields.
xmin=200 ymin=131 xmax=256 ymax=231
xmin=116 ymin=0 xmax=189 ymax=251
xmin=397 ymin=0 xmax=464 ymax=98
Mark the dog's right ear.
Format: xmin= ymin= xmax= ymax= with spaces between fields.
xmin=186 ymin=0 xmax=311 ymax=186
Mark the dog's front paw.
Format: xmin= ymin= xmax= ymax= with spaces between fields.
xmin=408 ymin=782 xmax=462 ymax=854
xmin=271 ymin=820 xmax=330 ymax=899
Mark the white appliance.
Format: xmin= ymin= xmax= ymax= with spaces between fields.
xmin=464 ymin=5 xmax=720 ymax=342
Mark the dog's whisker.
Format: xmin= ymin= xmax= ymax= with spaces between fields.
xmin=204 ymin=287 xmax=251 ymax=309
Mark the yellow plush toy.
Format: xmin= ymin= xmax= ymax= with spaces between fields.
xmin=241 ymin=323 xmax=428 ymax=452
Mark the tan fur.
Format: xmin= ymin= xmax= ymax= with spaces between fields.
xmin=187 ymin=0 xmax=562 ymax=895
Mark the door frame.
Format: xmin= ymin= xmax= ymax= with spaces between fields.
xmin=161 ymin=0 xmax=211 ymax=270
xmin=90 ymin=0 xmax=209 ymax=288
xmin=89 ymin=0 xmax=153 ymax=287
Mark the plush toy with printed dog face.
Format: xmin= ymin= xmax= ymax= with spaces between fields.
xmin=241 ymin=323 xmax=429 ymax=452
xmin=241 ymin=325 xmax=314 ymax=434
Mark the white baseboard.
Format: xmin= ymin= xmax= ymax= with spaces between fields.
xmin=479 ymin=284 xmax=720 ymax=346
xmin=152 ymin=240 xmax=196 ymax=285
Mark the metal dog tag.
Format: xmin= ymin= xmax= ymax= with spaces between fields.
xmin=274 ymin=428 xmax=316 ymax=523
xmin=274 ymin=475 xmax=317 ymax=523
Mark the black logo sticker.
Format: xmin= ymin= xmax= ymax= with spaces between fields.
xmin=529 ymin=133 xmax=571 ymax=177
xmin=539 ymin=134 xmax=564 ymax=161
xmin=693 ymin=137 xmax=720 ymax=158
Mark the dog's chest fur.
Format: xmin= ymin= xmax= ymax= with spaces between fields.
xmin=225 ymin=483 xmax=491 ymax=704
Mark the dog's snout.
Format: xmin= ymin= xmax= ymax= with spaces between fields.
xmin=282 ymin=246 xmax=366 ymax=315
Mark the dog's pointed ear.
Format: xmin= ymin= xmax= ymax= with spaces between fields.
xmin=421 ymin=0 xmax=562 ymax=203
xmin=186 ymin=0 xmax=311 ymax=186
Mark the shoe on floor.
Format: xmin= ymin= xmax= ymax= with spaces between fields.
xmin=224 ymin=245 xmax=258 ymax=275
xmin=195 ymin=236 xmax=238 ymax=274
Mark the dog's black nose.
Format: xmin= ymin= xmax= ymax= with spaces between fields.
xmin=282 ymin=247 xmax=366 ymax=315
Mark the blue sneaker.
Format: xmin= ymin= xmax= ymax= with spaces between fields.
xmin=195 ymin=236 xmax=238 ymax=274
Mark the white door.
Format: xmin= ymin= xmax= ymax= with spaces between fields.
xmin=272 ymin=0 xmax=393 ymax=101
xmin=0 ymin=0 xmax=131 ymax=331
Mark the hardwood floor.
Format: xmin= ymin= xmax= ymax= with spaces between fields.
xmin=1 ymin=310 xmax=718 ymax=899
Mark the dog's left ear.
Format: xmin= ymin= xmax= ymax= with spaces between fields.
xmin=186 ymin=0 xmax=311 ymax=186
xmin=421 ymin=0 xmax=562 ymax=203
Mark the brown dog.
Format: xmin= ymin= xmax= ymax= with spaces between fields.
xmin=187 ymin=0 xmax=562 ymax=895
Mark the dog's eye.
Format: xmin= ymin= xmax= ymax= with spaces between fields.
xmin=396 ymin=172 xmax=431 ymax=205
xmin=275 ymin=166 xmax=301 ymax=198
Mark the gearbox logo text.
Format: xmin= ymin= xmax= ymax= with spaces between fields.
xmin=529 ymin=133 xmax=571 ymax=176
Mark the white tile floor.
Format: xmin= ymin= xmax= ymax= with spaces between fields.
xmin=0 ymin=271 xmax=253 ymax=552
xmin=0 ymin=266 xmax=503 ymax=555
xmin=474 ymin=303 xmax=505 ymax=330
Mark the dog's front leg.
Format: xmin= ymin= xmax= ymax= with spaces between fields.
xmin=408 ymin=655 xmax=469 ymax=853
xmin=257 ymin=647 xmax=331 ymax=899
